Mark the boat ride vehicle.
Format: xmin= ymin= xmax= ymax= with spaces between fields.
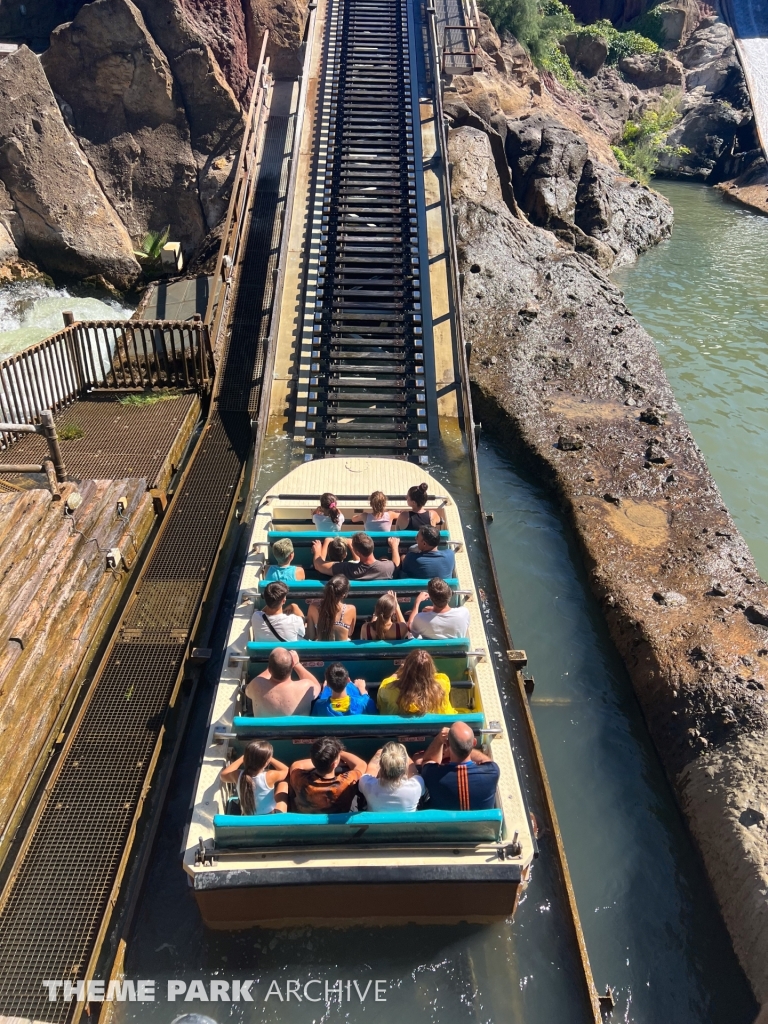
xmin=183 ymin=458 xmax=535 ymax=927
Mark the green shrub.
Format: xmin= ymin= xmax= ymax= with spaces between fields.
xmin=538 ymin=38 xmax=580 ymax=88
xmin=607 ymin=29 xmax=659 ymax=63
xmin=611 ymin=95 xmax=687 ymax=183
xmin=479 ymin=0 xmax=542 ymax=49
xmin=626 ymin=8 xmax=666 ymax=46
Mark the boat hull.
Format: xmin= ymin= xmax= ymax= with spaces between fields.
xmin=194 ymin=874 xmax=522 ymax=929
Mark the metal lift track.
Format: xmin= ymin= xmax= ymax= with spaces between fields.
xmin=295 ymin=0 xmax=429 ymax=461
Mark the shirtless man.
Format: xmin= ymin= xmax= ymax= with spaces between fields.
xmin=245 ymin=648 xmax=321 ymax=716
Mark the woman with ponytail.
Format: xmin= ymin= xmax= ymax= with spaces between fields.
xmin=220 ymin=740 xmax=289 ymax=815
xmin=312 ymin=492 xmax=345 ymax=531
xmin=360 ymin=591 xmax=408 ymax=640
xmin=395 ymin=482 xmax=443 ymax=531
xmin=306 ymin=575 xmax=356 ymax=641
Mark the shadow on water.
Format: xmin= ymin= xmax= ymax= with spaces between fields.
xmin=118 ymin=436 xmax=756 ymax=1024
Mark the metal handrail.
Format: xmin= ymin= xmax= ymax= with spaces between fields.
xmin=0 ymin=319 xmax=213 ymax=444
xmin=205 ymin=33 xmax=273 ymax=356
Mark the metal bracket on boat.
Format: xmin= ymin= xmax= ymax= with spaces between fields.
xmin=479 ymin=720 xmax=503 ymax=739
xmin=506 ymin=649 xmax=528 ymax=668
xmin=497 ymin=831 xmax=523 ymax=859
xmin=195 ymin=837 xmax=214 ymax=866
xmin=467 ymin=649 xmax=486 ymax=662
xmin=228 ymin=654 xmax=250 ymax=668
xmin=212 ymin=728 xmax=237 ymax=745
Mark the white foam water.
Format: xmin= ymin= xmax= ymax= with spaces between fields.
xmin=0 ymin=281 xmax=134 ymax=357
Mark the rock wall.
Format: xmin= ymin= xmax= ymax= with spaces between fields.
xmin=0 ymin=479 xmax=154 ymax=841
xmin=450 ymin=122 xmax=768 ymax=1004
xmin=245 ymin=0 xmax=310 ymax=78
xmin=0 ymin=45 xmax=141 ymax=288
xmin=41 ymin=0 xmax=207 ymax=255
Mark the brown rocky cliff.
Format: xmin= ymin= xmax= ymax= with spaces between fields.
xmin=450 ymin=123 xmax=768 ymax=1003
xmin=41 ymin=0 xmax=207 ymax=256
xmin=0 ymin=45 xmax=141 ymax=288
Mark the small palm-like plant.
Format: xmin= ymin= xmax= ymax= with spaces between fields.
xmin=134 ymin=226 xmax=171 ymax=265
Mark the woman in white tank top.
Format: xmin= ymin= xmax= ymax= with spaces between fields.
xmin=219 ymin=740 xmax=289 ymax=814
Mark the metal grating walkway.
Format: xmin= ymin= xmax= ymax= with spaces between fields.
xmin=0 ymin=392 xmax=198 ymax=487
xmin=0 ymin=90 xmax=296 ymax=1024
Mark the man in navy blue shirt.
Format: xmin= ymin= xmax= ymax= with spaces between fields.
xmin=418 ymin=722 xmax=499 ymax=810
xmin=392 ymin=525 xmax=456 ymax=579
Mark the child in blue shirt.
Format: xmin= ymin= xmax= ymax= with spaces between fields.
xmin=312 ymin=662 xmax=378 ymax=717
xmin=265 ymin=538 xmax=305 ymax=583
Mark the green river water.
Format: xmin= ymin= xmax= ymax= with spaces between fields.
xmin=613 ymin=179 xmax=768 ymax=576
xmin=107 ymin=181 xmax=765 ymax=1023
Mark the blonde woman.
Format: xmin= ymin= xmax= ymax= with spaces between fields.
xmin=359 ymin=591 xmax=408 ymax=640
xmin=359 ymin=742 xmax=424 ymax=811
xmin=377 ymin=649 xmax=457 ymax=716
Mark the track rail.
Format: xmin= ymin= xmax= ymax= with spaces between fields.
xmin=0 ymin=47 xmax=296 ymax=1024
xmin=295 ymin=0 xmax=429 ymax=460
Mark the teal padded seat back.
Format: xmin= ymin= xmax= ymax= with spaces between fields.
xmin=265 ymin=531 xmax=451 ymax=569
xmin=246 ymin=638 xmax=472 ymax=686
xmin=213 ymin=809 xmax=503 ymax=848
xmin=233 ymin=711 xmax=485 ymax=738
xmin=247 ymin=638 xmax=470 ymax=654
xmin=257 ymin=578 xmax=459 ymax=592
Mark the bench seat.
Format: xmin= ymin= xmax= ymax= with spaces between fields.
xmin=232 ymin=711 xmax=485 ymax=738
xmin=246 ymin=638 xmax=471 ymax=655
xmin=213 ymin=808 xmax=503 ymax=847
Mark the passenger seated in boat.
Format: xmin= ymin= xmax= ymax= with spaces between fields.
xmin=220 ymin=740 xmax=289 ymax=814
xmin=312 ymin=492 xmax=345 ymax=531
xmin=251 ymin=581 xmax=305 ymax=642
xmin=391 ymin=525 xmax=456 ymax=580
xmin=408 ymin=578 xmax=470 ymax=639
xmin=351 ymin=490 xmax=394 ymax=533
xmin=417 ymin=722 xmax=499 ymax=811
xmin=311 ymin=662 xmax=377 ymax=717
xmin=394 ymin=482 xmax=443 ymax=531
xmin=359 ymin=591 xmax=409 ymax=640
xmin=359 ymin=742 xmax=424 ymax=812
xmin=265 ymin=538 xmax=305 ymax=582
xmin=312 ymin=531 xmax=397 ymax=580
xmin=306 ymin=576 xmax=356 ymax=641
xmin=246 ymin=648 xmax=321 ymax=717
xmin=377 ymin=649 xmax=457 ymax=717
xmin=326 ymin=535 xmax=353 ymax=565
xmin=289 ymin=737 xmax=367 ymax=814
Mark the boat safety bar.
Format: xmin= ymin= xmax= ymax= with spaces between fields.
xmin=196 ymin=836 xmax=522 ymax=862
xmin=211 ymin=719 xmax=501 ymax=746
